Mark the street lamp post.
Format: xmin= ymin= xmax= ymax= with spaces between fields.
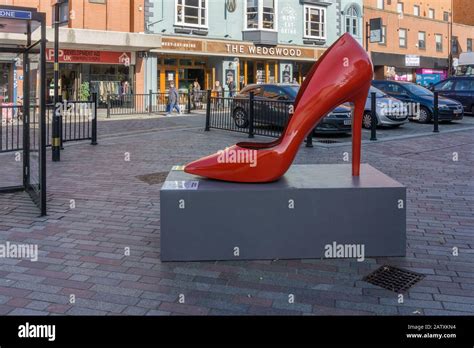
xmin=51 ymin=1 xmax=64 ymax=162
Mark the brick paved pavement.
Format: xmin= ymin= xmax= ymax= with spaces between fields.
xmin=0 ymin=115 xmax=473 ymax=315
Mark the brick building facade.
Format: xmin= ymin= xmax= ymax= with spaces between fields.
xmin=0 ymin=0 xmax=160 ymax=104
xmin=364 ymin=0 xmax=473 ymax=85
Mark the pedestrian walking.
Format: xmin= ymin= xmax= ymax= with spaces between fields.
xmin=166 ymin=82 xmax=181 ymax=116
xmin=193 ymin=80 xmax=201 ymax=109
xmin=227 ymin=77 xmax=236 ymax=98
xmin=212 ymin=80 xmax=224 ymax=108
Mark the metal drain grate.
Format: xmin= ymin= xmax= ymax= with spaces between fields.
xmin=363 ymin=265 xmax=425 ymax=293
xmin=136 ymin=172 xmax=169 ymax=185
xmin=317 ymin=139 xmax=340 ymax=144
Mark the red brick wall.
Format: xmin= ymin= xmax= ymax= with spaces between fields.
xmin=453 ymin=0 xmax=474 ymax=26
xmin=4 ymin=0 xmax=145 ymax=32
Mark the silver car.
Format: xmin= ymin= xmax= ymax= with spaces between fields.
xmin=362 ymin=86 xmax=409 ymax=129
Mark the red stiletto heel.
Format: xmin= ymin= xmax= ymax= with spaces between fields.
xmin=351 ymin=88 xmax=371 ymax=176
xmin=185 ymin=33 xmax=373 ymax=183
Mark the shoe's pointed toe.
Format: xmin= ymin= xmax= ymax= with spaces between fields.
xmin=184 ymin=153 xmax=222 ymax=178
xmin=184 ymin=145 xmax=284 ymax=182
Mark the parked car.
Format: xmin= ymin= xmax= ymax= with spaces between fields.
xmin=372 ymin=80 xmax=464 ymax=123
xmin=362 ymin=86 xmax=408 ymax=129
xmin=313 ymin=104 xmax=352 ymax=134
xmin=232 ymin=83 xmax=351 ymax=134
xmin=432 ymin=77 xmax=474 ymax=115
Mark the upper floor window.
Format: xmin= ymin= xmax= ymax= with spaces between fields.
xmin=245 ymin=0 xmax=276 ymax=30
xmin=345 ymin=5 xmax=360 ymax=37
xmin=399 ymin=28 xmax=407 ymax=48
xmin=377 ymin=0 xmax=384 ymax=10
xmin=435 ymin=34 xmax=443 ymax=52
xmin=428 ymin=8 xmax=435 ymax=19
xmin=304 ymin=5 xmax=326 ymax=39
xmin=413 ymin=5 xmax=420 ymax=16
xmin=443 ymin=11 xmax=449 ymax=22
xmin=397 ymin=2 xmax=404 ymax=14
xmin=418 ymin=31 xmax=426 ymax=49
xmin=176 ymin=0 xmax=208 ymax=27
xmin=452 ymin=36 xmax=459 ymax=54
xmin=468 ymin=39 xmax=473 ymax=52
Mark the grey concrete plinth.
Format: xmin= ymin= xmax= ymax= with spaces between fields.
xmin=160 ymin=164 xmax=406 ymax=262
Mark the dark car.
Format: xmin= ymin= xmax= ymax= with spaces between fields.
xmin=432 ymin=77 xmax=474 ymax=115
xmin=372 ymin=80 xmax=464 ymax=123
xmin=232 ymin=83 xmax=352 ymax=134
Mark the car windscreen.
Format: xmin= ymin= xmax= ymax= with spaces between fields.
xmin=369 ymin=86 xmax=387 ymax=98
xmin=403 ymin=83 xmax=433 ymax=96
xmin=280 ymin=85 xmax=299 ymax=99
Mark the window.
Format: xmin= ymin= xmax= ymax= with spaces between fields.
xmin=418 ymin=31 xmax=426 ymax=49
xmin=176 ymin=0 xmax=208 ymax=27
xmin=397 ymin=2 xmax=404 ymax=14
xmin=428 ymin=8 xmax=435 ymax=19
xmin=435 ymin=34 xmax=443 ymax=52
xmin=443 ymin=11 xmax=449 ymax=22
xmin=263 ymin=86 xmax=287 ymax=99
xmin=246 ymin=0 xmax=259 ymax=28
xmin=377 ymin=0 xmax=384 ymax=9
xmin=383 ymin=83 xmax=406 ymax=94
xmin=241 ymin=85 xmax=263 ymax=96
xmin=379 ymin=25 xmax=387 ymax=45
xmin=414 ymin=5 xmax=420 ymax=16
xmin=434 ymin=80 xmax=454 ymax=91
xmin=467 ymin=39 xmax=473 ymax=52
xmin=399 ymin=28 xmax=407 ymax=48
xmin=304 ymin=5 xmax=326 ymax=39
xmin=452 ymin=36 xmax=459 ymax=55
xmin=345 ymin=5 xmax=360 ymax=37
xmin=454 ymin=80 xmax=474 ymax=91
xmin=245 ymin=0 xmax=276 ymax=30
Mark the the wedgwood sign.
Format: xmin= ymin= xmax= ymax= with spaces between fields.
xmin=225 ymin=44 xmax=302 ymax=57
xmin=161 ymin=37 xmax=319 ymax=60
xmin=211 ymin=42 xmax=318 ymax=59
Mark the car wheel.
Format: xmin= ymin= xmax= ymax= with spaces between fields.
xmin=418 ymin=106 xmax=432 ymax=123
xmin=233 ymin=108 xmax=249 ymax=128
xmin=362 ymin=112 xmax=373 ymax=129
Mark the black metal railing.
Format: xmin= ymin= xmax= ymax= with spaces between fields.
xmin=206 ymin=91 xmax=294 ymax=138
xmin=189 ymin=90 xmax=209 ymax=112
xmin=106 ymin=90 xmax=211 ymax=117
xmin=0 ymin=104 xmax=22 ymax=152
xmin=0 ymin=100 xmax=97 ymax=153
xmin=57 ymin=101 xmax=96 ymax=143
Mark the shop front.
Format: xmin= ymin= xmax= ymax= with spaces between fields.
xmin=415 ymin=68 xmax=448 ymax=87
xmin=45 ymin=49 xmax=136 ymax=105
xmin=372 ymin=52 xmax=448 ymax=85
xmin=150 ymin=37 xmax=323 ymax=93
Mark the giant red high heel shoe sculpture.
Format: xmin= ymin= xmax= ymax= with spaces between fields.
xmin=185 ymin=33 xmax=373 ymax=183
